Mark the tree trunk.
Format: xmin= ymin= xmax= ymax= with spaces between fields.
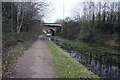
xmin=17 ymin=12 xmax=24 ymax=33
xmin=17 ymin=3 xmax=24 ymax=34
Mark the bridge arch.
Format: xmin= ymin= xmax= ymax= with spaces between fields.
xmin=42 ymin=23 xmax=62 ymax=36
xmin=47 ymin=29 xmax=55 ymax=36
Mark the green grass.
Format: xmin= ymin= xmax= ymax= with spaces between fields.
xmin=47 ymin=41 xmax=99 ymax=78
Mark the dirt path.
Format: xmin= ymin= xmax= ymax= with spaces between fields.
xmin=12 ymin=35 xmax=58 ymax=78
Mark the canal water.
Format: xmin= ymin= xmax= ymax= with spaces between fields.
xmin=53 ymin=39 xmax=120 ymax=78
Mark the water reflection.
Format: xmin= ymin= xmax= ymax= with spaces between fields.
xmin=53 ymin=39 xmax=120 ymax=78
xmin=70 ymin=51 xmax=120 ymax=78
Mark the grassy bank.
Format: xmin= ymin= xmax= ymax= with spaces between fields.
xmin=47 ymin=41 xmax=99 ymax=78
xmin=2 ymin=30 xmax=41 ymax=77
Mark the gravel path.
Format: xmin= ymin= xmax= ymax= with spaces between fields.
xmin=12 ymin=36 xmax=58 ymax=78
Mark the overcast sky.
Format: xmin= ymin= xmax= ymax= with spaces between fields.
xmin=43 ymin=0 xmax=84 ymax=23
xmin=43 ymin=0 xmax=86 ymax=23
xmin=42 ymin=0 xmax=119 ymax=23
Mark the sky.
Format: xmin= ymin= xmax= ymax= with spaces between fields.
xmin=43 ymin=0 xmax=84 ymax=23
xmin=42 ymin=0 xmax=119 ymax=23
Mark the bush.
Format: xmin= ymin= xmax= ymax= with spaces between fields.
xmin=82 ymin=35 xmax=95 ymax=43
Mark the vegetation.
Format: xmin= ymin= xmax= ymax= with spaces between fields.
xmin=2 ymin=30 xmax=43 ymax=77
xmin=60 ymin=1 xmax=120 ymax=44
xmin=47 ymin=41 xmax=99 ymax=78
xmin=53 ymin=36 xmax=120 ymax=64
xmin=2 ymin=2 xmax=49 ymax=77
xmin=2 ymin=2 xmax=49 ymax=50
xmin=2 ymin=1 xmax=120 ymax=78
xmin=48 ymin=1 xmax=120 ymax=78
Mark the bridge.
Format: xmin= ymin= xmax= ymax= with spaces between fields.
xmin=42 ymin=23 xmax=62 ymax=36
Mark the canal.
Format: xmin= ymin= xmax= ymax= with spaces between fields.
xmin=52 ymin=38 xmax=120 ymax=78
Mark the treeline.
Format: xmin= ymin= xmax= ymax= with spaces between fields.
xmin=61 ymin=1 xmax=120 ymax=43
xmin=2 ymin=2 xmax=49 ymax=50
xmin=2 ymin=2 xmax=49 ymax=77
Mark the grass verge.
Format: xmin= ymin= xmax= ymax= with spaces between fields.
xmin=47 ymin=40 xmax=99 ymax=78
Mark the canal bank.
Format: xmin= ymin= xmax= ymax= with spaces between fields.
xmin=52 ymin=36 xmax=120 ymax=78
xmin=47 ymin=40 xmax=99 ymax=78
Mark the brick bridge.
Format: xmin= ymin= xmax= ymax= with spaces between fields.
xmin=42 ymin=23 xmax=62 ymax=36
